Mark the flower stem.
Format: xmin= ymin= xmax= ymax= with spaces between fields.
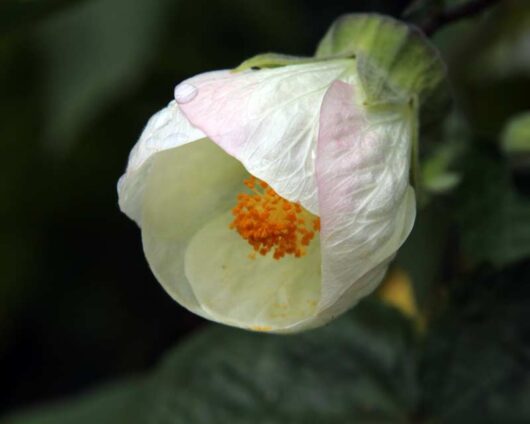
xmin=419 ymin=0 xmax=501 ymax=36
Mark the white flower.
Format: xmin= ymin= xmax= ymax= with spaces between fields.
xmin=118 ymin=57 xmax=416 ymax=333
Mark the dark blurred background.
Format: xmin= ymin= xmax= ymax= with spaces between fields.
xmin=0 ymin=0 xmax=412 ymax=413
xmin=1 ymin=0 xmax=530 ymax=421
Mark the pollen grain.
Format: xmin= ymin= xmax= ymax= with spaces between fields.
xmin=229 ymin=176 xmax=320 ymax=260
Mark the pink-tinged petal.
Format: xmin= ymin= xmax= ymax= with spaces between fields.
xmin=316 ymin=80 xmax=416 ymax=312
xmin=176 ymin=61 xmax=353 ymax=214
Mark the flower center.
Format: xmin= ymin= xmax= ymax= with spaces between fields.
xmin=229 ymin=176 xmax=320 ymax=260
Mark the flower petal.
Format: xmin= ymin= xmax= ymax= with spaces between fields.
xmin=316 ymin=80 xmax=416 ymax=313
xmin=184 ymin=211 xmax=321 ymax=332
xmin=141 ymin=139 xmax=247 ymax=319
xmin=118 ymin=100 xmax=204 ymax=224
xmin=176 ymin=61 xmax=354 ymax=214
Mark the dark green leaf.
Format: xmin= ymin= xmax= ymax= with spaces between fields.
xmin=436 ymin=0 xmax=530 ymax=136
xmin=420 ymin=263 xmax=530 ymax=423
xmin=456 ymin=147 xmax=530 ymax=267
xmin=6 ymin=272 xmax=530 ymax=423
xmin=4 ymin=303 xmax=419 ymax=424
xmin=4 ymin=378 xmax=147 ymax=424
xmin=142 ymin=303 xmax=418 ymax=424
xmin=35 ymin=0 xmax=174 ymax=151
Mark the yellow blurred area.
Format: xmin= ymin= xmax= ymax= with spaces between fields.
xmin=377 ymin=268 xmax=425 ymax=330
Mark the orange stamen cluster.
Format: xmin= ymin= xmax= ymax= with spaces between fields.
xmin=229 ymin=176 xmax=320 ymax=260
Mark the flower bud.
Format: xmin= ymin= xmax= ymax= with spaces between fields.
xmin=118 ymin=14 xmax=448 ymax=332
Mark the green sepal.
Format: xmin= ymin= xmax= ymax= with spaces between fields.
xmin=316 ymin=13 xmax=450 ymax=125
xmin=355 ymin=52 xmax=407 ymax=108
xmin=233 ymin=53 xmax=323 ymax=73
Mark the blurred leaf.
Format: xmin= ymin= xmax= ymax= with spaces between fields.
xmin=502 ymin=110 xmax=530 ymax=155
xmin=0 ymin=0 xmax=86 ymax=36
xmin=420 ymin=262 xmax=530 ymax=422
xmin=456 ymin=146 xmax=530 ymax=267
xmin=35 ymin=0 xmax=174 ymax=151
xmin=436 ymin=0 xmax=530 ymax=136
xmin=395 ymin=202 xmax=450 ymax=310
xmin=5 ymin=303 xmax=420 ymax=423
xmin=465 ymin=0 xmax=530 ymax=80
xmin=4 ymin=378 xmax=146 ymax=424
xmin=421 ymin=143 xmax=462 ymax=195
xmin=417 ymin=109 xmax=469 ymax=205
xmin=6 ymin=267 xmax=530 ymax=423
xmin=423 ymin=172 xmax=460 ymax=193
xmin=137 ymin=302 xmax=419 ymax=424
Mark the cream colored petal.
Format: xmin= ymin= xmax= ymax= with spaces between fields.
xmin=141 ymin=139 xmax=247 ymax=319
xmin=118 ymin=100 xmax=204 ymax=224
xmin=184 ymin=211 xmax=321 ymax=332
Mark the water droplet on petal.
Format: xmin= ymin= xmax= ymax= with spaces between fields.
xmin=174 ymin=83 xmax=197 ymax=104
